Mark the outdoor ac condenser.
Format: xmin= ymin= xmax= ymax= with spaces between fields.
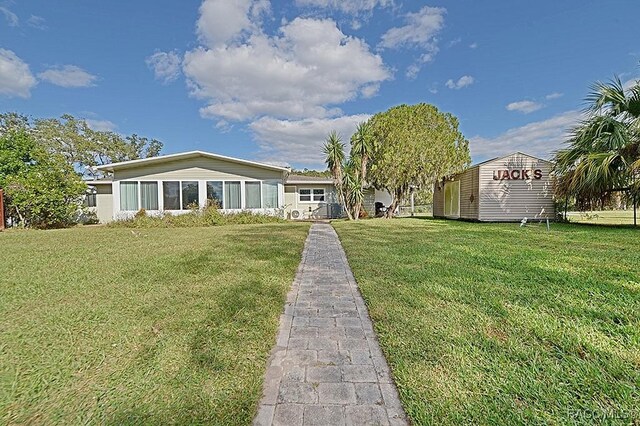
xmin=290 ymin=209 xmax=305 ymax=220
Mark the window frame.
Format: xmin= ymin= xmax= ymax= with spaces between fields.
xmin=244 ymin=181 xmax=262 ymax=209
xmin=206 ymin=180 xmax=224 ymax=208
xmin=140 ymin=181 xmax=159 ymax=210
xmin=119 ymin=181 xmax=139 ymax=211
xmin=299 ymin=188 xmax=326 ymax=203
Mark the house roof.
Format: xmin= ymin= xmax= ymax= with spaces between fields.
xmin=285 ymin=174 xmax=334 ymax=184
xmin=96 ymin=150 xmax=290 ymax=173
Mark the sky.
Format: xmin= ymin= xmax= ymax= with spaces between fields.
xmin=1 ymin=0 xmax=639 ymax=169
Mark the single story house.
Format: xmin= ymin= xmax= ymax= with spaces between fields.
xmin=86 ymin=150 xmax=390 ymax=223
xmin=433 ymin=152 xmax=555 ymax=222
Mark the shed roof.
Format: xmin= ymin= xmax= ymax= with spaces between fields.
xmin=470 ymin=152 xmax=553 ymax=169
xmin=96 ymin=150 xmax=290 ymax=173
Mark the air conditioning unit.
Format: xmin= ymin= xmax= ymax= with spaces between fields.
xmin=290 ymin=209 xmax=305 ymax=220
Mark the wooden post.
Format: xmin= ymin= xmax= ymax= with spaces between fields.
xmin=634 ymin=193 xmax=637 ymax=227
xmin=0 ymin=189 xmax=5 ymax=231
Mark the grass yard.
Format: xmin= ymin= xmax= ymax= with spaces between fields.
xmin=334 ymin=219 xmax=639 ymax=425
xmin=566 ymin=210 xmax=637 ymax=226
xmin=0 ymin=223 xmax=310 ymax=425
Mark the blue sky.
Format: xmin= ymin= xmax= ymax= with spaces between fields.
xmin=1 ymin=0 xmax=639 ymax=169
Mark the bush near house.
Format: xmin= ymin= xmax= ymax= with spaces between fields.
xmin=108 ymin=205 xmax=285 ymax=228
xmin=334 ymin=218 xmax=639 ymax=425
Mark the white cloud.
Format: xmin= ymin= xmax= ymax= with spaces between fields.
xmin=146 ymin=50 xmax=182 ymax=84
xmin=506 ymin=100 xmax=544 ymax=114
xmin=623 ymin=76 xmax=639 ymax=90
xmin=85 ymin=119 xmax=117 ymax=132
xmin=0 ymin=48 xmax=37 ymax=98
xmin=380 ymin=6 xmax=446 ymax=79
xmin=184 ymin=16 xmax=390 ymax=122
xmin=38 ymin=65 xmax=97 ymax=88
xmin=545 ymin=92 xmax=563 ymax=100
xmin=469 ymin=42 xmax=478 ymax=49
xmin=196 ymin=0 xmax=268 ymax=47
xmin=250 ymin=114 xmax=371 ymax=167
xmin=0 ymin=6 xmax=18 ymax=26
xmin=295 ymin=0 xmax=392 ymax=14
xmin=445 ymin=75 xmax=474 ymax=90
xmin=470 ymin=110 xmax=581 ymax=160
xmin=406 ymin=64 xmax=420 ymax=80
xmin=380 ymin=6 xmax=445 ymax=49
xmin=447 ymin=37 xmax=461 ymax=48
xmin=27 ymin=15 xmax=46 ymax=30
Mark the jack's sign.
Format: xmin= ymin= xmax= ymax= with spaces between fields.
xmin=493 ymin=169 xmax=543 ymax=181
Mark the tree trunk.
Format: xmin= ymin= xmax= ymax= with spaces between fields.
xmin=385 ymin=199 xmax=397 ymax=218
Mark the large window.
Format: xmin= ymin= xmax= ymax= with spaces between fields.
xmin=120 ymin=181 xmax=139 ymax=211
xmin=245 ymin=181 xmax=261 ymax=209
xmin=181 ymin=181 xmax=199 ymax=209
xmin=299 ymin=188 xmax=325 ymax=203
xmin=263 ymin=182 xmax=279 ymax=208
xmin=163 ymin=181 xmax=180 ymax=210
xmin=206 ymin=181 xmax=223 ymax=207
xmin=140 ymin=181 xmax=158 ymax=210
xmin=225 ymin=181 xmax=241 ymax=209
xmin=85 ymin=188 xmax=97 ymax=208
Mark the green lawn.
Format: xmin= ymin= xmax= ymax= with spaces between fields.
xmin=0 ymin=223 xmax=310 ymax=425
xmin=334 ymin=219 xmax=639 ymax=425
xmin=566 ymin=210 xmax=637 ymax=226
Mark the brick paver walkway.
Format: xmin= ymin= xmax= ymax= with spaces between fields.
xmin=254 ymin=223 xmax=407 ymax=425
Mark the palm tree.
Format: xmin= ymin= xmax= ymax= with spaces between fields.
xmin=323 ymin=131 xmax=353 ymax=220
xmin=554 ymin=76 xmax=640 ymax=212
xmin=349 ymin=121 xmax=375 ymax=219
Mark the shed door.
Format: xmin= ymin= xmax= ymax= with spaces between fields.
xmin=444 ymin=181 xmax=460 ymax=218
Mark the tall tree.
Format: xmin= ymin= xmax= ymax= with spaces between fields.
xmin=323 ymin=131 xmax=354 ymax=220
xmin=31 ymin=114 xmax=163 ymax=178
xmin=349 ymin=121 xmax=375 ymax=219
xmin=0 ymin=130 xmax=85 ymax=228
xmin=367 ymin=103 xmax=470 ymax=217
xmin=554 ymin=77 xmax=640 ymax=206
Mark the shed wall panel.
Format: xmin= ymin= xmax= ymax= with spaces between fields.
xmin=433 ymin=181 xmax=444 ymax=217
xmin=478 ymin=153 xmax=554 ymax=221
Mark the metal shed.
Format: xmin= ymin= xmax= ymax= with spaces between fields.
xmin=433 ymin=152 xmax=555 ymax=222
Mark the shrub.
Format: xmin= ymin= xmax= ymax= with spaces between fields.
xmin=108 ymin=205 xmax=285 ymax=228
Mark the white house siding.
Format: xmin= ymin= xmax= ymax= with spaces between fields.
xmin=284 ymin=184 xmax=340 ymax=219
xmin=114 ymin=157 xmax=284 ymax=181
xmin=109 ymin=157 xmax=285 ymax=221
xmin=94 ymin=184 xmax=113 ymax=224
xmin=478 ymin=153 xmax=554 ymax=221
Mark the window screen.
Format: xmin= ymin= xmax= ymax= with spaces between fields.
xmin=245 ymin=182 xmax=261 ymax=209
xmin=120 ymin=181 xmax=139 ymax=211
